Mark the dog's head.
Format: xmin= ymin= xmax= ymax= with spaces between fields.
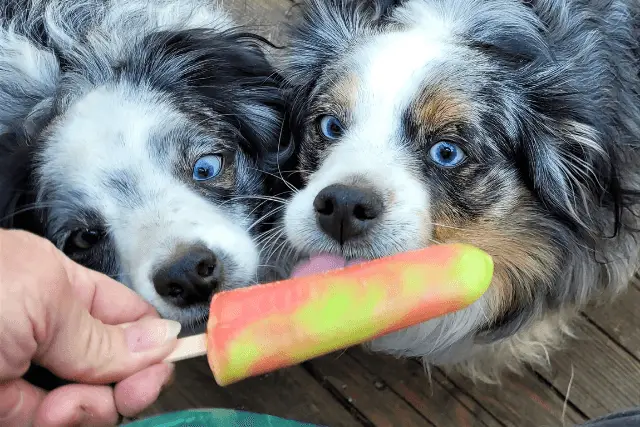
xmin=280 ymin=0 xmax=639 ymax=359
xmin=0 ymin=1 xmax=292 ymax=326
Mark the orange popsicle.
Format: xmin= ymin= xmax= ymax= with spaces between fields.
xmin=166 ymin=243 xmax=493 ymax=386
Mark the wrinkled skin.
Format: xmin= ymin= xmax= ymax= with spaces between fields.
xmin=0 ymin=229 xmax=181 ymax=427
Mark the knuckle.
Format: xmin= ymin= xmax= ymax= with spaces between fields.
xmin=70 ymin=322 xmax=117 ymax=383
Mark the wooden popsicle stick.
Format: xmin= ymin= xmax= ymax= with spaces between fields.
xmin=117 ymin=322 xmax=207 ymax=362
xmin=164 ymin=333 xmax=207 ymax=363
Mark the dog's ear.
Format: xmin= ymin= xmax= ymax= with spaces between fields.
xmin=517 ymin=117 xmax=624 ymax=240
xmin=0 ymin=27 xmax=60 ymax=232
xmin=139 ymin=28 xmax=295 ymax=174
xmin=0 ymin=26 xmax=59 ymax=135
xmin=215 ymin=34 xmax=297 ymax=193
xmin=214 ymin=36 xmax=293 ymax=175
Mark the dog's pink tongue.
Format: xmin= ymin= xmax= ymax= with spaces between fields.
xmin=291 ymin=254 xmax=365 ymax=278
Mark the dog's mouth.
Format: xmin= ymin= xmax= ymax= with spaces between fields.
xmin=291 ymin=253 xmax=367 ymax=278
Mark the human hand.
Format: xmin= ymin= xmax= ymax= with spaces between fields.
xmin=0 ymin=229 xmax=181 ymax=426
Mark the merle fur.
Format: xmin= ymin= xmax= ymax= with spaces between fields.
xmin=279 ymin=0 xmax=640 ymax=375
xmin=0 ymin=0 xmax=292 ymax=390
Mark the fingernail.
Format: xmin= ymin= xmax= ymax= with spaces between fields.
xmin=124 ymin=319 xmax=181 ymax=353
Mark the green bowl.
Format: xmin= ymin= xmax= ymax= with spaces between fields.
xmin=122 ymin=409 xmax=324 ymax=427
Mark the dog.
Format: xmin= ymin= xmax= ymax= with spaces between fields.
xmin=278 ymin=0 xmax=640 ymax=380
xmin=0 ymin=0 xmax=292 ymax=328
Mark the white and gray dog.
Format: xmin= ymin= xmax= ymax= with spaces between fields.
xmin=0 ymin=0 xmax=292 ymax=327
xmin=279 ymin=0 xmax=640 ymax=380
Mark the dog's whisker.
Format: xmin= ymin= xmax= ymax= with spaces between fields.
xmin=262 ymin=227 xmax=286 ymax=253
xmin=256 ymin=230 xmax=282 ymax=247
xmin=273 ymin=238 xmax=291 ymax=264
xmin=241 ymin=198 xmax=274 ymax=223
xmin=0 ymin=202 xmax=57 ymax=224
xmin=275 ymin=122 xmax=298 ymax=194
xmin=262 ymin=229 xmax=288 ymax=264
xmin=250 ymin=166 xmax=299 ymax=194
xmin=255 ymin=225 xmax=283 ymax=243
xmin=223 ymin=194 xmax=288 ymax=205
xmin=561 ymin=364 xmax=575 ymax=426
xmin=257 ymin=229 xmax=286 ymax=260
xmin=247 ymin=206 xmax=284 ymax=232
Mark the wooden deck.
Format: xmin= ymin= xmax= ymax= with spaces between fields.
xmin=142 ymin=1 xmax=640 ymax=425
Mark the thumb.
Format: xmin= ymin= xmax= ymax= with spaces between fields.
xmin=34 ymin=298 xmax=181 ymax=384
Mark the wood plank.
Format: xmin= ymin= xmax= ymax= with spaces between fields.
xmin=307 ymin=352 xmax=433 ymax=427
xmin=445 ymin=368 xmax=586 ymax=426
xmin=348 ymin=347 xmax=503 ymax=427
xmin=535 ymin=318 xmax=640 ymax=420
xmin=225 ymin=0 xmax=297 ymax=44
xmin=142 ymin=356 xmax=359 ymax=426
xmin=586 ymin=285 xmax=640 ymax=360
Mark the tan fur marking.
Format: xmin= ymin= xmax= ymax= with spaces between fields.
xmin=414 ymin=89 xmax=468 ymax=134
xmin=425 ymin=208 xmax=570 ymax=383
xmin=327 ymin=73 xmax=359 ymax=112
xmin=429 ymin=206 xmax=561 ymax=317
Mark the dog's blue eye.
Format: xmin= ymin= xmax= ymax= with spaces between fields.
xmin=193 ymin=154 xmax=223 ymax=181
xmin=319 ymin=115 xmax=344 ymax=139
xmin=429 ymin=141 xmax=466 ymax=167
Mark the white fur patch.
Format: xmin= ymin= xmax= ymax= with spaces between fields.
xmin=38 ymin=85 xmax=259 ymax=323
xmin=285 ymin=25 xmax=453 ymax=255
xmin=284 ymin=7 xmax=492 ymax=360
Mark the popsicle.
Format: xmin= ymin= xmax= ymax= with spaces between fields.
xmin=165 ymin=243 xmax=493 ymax=386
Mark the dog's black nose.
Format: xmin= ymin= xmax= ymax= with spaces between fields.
xmin=314 ymin=184 xmax=384 ymax=243
xmin=153 ymin=246 xmax=221 ymax=306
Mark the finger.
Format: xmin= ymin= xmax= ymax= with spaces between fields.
xmin=0 ymin=378 xmax=47 ymax=427
xmin=114 ymin=363 xmax=174 ymax=418
xmin=57 ymin=250 xmax=158 ymax=325
xmin=1 ymin=228 xmax=157 ymax=326
xmin=35 ymin=300 xmax=181 ymax=385
xmin=35 ymin=384 xmax=119 ymax=427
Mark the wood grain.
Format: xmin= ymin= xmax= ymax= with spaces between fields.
xmin=586 ymin=286 xmax=640 ymax=360
xmin=224 ymin=0 xmax=297 ymax=44
xmin=307 ymin=353 xmax=433 ymax=427
xmin=143 ymin=357 xmax=360 ymax=427
xmin=535 ymin=318 xmax=640 ymax=420
xmin=445 ymin=368 xmax=586 ymax=427
xmin=348 ymin=347 xmax=502 ymax=427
